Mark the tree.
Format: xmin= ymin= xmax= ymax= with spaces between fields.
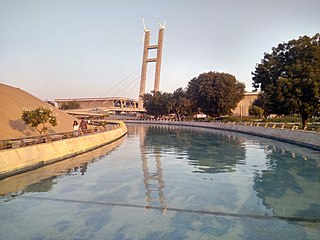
xmin=252 ymin=33 xmax=320 ymax=128
xmin=143 ymin=91 xmax=172 ymax=118
xmin=168 ymin=87 xmax=193 ymax=120
xmin=187 ymin=71 xmax=245 ymax=116
xmin=249 ymin=105 xmax=264 ymax=118
xmin=250 ymin=95 xmax=270 ymax=118
xmin=21 ymin=107 xmax=57 ymax=135
xmin=60 ymin=101 xmax=80 ymax=110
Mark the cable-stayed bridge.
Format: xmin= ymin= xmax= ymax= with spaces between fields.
xmin=55 ymin=64 xmax=156 ymax=116
xmin=55 ymin=20 xmax=165 ymax=116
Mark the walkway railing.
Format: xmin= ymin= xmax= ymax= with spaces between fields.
xmin=0 ymin=121 xmax=121 ymax=150
xmin=218 ymin=121 xmax=320 ymax=132
xmin=122 ymin=118 xmax=320 ymax=132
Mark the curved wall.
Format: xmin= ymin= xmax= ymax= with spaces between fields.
xmin=124 ymin=120 xmax=320 ymax=151
xmin=0 ymin=122 xmax=127 ymax=179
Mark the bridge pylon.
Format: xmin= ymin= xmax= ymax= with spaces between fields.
xmin=138 ymin=19 xmax=165 ymax=110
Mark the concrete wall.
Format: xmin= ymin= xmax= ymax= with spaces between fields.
xmin=0 ymin=121 xmax=127 ymax=179
xmin=0 ymin=137 xmax=125 ymax=195
xmin=124 ymin=120 xmax=320 ymax=151
xmin=232 ymin=92 xmax=259 ymax=117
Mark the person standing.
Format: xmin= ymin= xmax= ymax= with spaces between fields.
xmin=73 ymin=121 xmax=79 ymax=136
xmin=79 ymin=117 xmax=88 ymax=134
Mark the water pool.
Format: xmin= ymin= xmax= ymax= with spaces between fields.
xmin=0 ymin=124 xmax=319 ymax=239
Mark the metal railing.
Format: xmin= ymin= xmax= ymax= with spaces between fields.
xmin=0 ymin=121 xmax=121 ymax=150
xmin=122 ymin=118 xmax=320 ymax=132
xmin=222 ymin=121 xmax=320 ymax=132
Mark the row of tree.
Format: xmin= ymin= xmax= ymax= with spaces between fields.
xmin=143 ymin=33 xmax=320 ymax=129
xmin=143 ymin=72 xmax=245 ymax=120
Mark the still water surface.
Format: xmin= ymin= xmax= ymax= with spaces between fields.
xmin=0 ymin=124 xmax=319 ymax=240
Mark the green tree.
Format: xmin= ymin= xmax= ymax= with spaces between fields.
xmin=249 ymin=105 xmax=264 ymax=118
xmin=252 ymin=33 xmax=320 ymax=128
xmin=168 ymin=87 xmax=193 ymax=120
xmin=187 ymin=71 xmax=245 ymax=116
xmin=21 ymin=107 xmax=57 ymax=135
xmin=143 ymin=91 xmax=172 ymax=118
xmin=251 ymin=94 xmax=270 ymax=118
xmin=60 ymin=101 xmax=80 ymax=110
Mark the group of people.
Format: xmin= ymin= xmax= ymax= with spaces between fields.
xmin=73 ymin=117 xmax=88 ymax=136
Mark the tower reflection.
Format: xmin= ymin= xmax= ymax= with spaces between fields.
xmin=139 ymin=126 xmax=167 ymax=215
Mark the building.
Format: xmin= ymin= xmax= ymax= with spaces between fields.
xmin=55 ymin=97 xmax=142 ymax=115
xmin=232 ymin=92 xmax=259 ymax=117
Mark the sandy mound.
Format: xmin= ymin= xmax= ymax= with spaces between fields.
xmin=0 ymin=83 xmax=77 ymax=140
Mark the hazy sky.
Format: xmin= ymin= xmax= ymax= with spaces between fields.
xmin=0 ymin=0 xmax=319 ymax=101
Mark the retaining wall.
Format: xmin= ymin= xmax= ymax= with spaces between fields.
xmin=124 ymin=120 xmax=320 ymax=151
xmin=0 ymin=121 xmax=127 ymax=179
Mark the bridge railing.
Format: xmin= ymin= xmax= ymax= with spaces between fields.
xmin=0 ymin=121 xmax=122 ymax=150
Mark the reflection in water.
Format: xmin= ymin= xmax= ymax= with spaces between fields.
xmin=0 ymin=137 xmax=125 ymax=196
xmin=253 ymin=145 xmax=320 ymax=220
xmin=142 ymin=125 xmax=246 ymax=174
xmin=139 ymin=125 xmax=167 ymax=214
xmin=137 ymin=124 xmax=247 ymax=220
xmin=139 ymin=124 xmax=320 ymax=219
xmin=0 ymin=124 xmax=319 ymax=239
xmin=64 ymin=162 xmax=89 ymax=176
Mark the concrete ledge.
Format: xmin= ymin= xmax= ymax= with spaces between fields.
xmin=124 ymin=120 xmax=320 ymax=151
xmin=0 ymin=121 xmax=127 ymax=179
xmin=0 ymin=137 xmax=125 ymax=195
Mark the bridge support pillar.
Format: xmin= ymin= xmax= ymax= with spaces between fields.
xmin=138 ymin=23 xmax=165 ymax=110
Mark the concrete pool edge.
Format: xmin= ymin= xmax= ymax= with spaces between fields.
xmin=124 ymin=120 xmax=320 ymax=151
xmin=0 ymin=121 xmax=127 ymax=179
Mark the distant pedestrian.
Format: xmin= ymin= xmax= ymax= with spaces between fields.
xmin=79 ymin=117 xmax=88 ymax=134
xmin=73 ymin=121 xmax=79 ymax=136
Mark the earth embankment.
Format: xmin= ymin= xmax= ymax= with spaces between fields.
xmin=0 ymin=83 xmax=77 ymax=140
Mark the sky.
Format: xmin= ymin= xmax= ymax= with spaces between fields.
xmin=0 ymin=0 xmax=319 ymax=101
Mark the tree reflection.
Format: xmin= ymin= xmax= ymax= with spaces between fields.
xmin=253 ymin=146 xmax=320 ymax=219
xmin=142 ymin=125 xmax=246 ymax=174
xmin=23 ymin=162 xmax=89 ymax=194
xmin=24 ymin=178 xmax=55 ymax=193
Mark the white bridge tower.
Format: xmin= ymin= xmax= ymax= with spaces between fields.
xmin=138 ymin=18 xmax=165 ymax=109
